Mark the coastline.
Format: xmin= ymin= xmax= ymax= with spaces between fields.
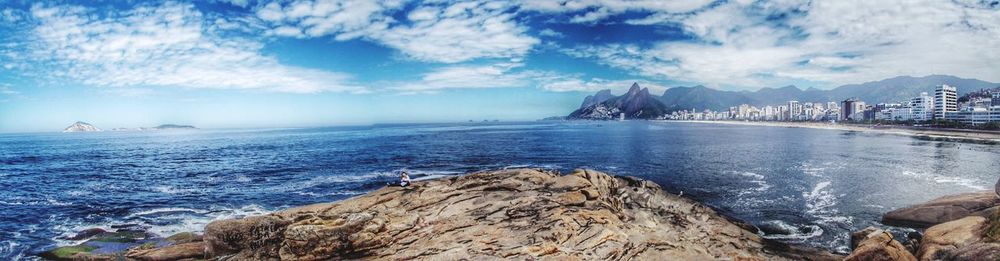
xmin=670 ymin=120 xmax=1000 ymax=143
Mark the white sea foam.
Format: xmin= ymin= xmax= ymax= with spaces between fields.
xmin=804 ymin=181 xmax=835 ymax=214
xmin=899 ymin=170 xmax=987 ymax=190
xmin=152 ymin=185 xmax=199 ymax=195
xmin=52 ymin=204 xmax=273 ymax=245
xmin=723 ymin=170 xmax=771 ymax=196
xmin=759 ymin=220 xmax=824 ymax=241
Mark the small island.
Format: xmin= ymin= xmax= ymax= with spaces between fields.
xmin=153 ymin=124 xmax=197 ymax=130
xmin=62 ymin=121 xmax=101 ymax=132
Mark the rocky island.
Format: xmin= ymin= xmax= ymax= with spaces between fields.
xmin=62 ymin=121 xmax=101 ymax=132
xmin=41 ymin=169 xmax=841 ymax=260
xmin=153 ymin=124 xmax=197 ymax=130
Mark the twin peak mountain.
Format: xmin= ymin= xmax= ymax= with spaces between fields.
xmin=569 ymin=83 xmax=668 ymax=120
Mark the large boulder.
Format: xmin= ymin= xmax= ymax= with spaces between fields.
xmin=917 ymin=216 xmax=1000 ymax=260
xmin=883 ymin=192 xmax=999 ymax=228
xmin=845 ymin=227 xmax=916 ymax=261
xmin=202 ymin=169 xmax=841 ymax=260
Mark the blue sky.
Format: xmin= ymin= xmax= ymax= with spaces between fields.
xmin=0 ymin=0 xmax=998 ymax=132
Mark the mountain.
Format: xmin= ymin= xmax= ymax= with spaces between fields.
xmin=63 ymin=121 xmax=101 ymax=132
xmin=578 ymin=89 xmax=614 ymax=109
xmin=154 ymin=124 xmax=196 ymax=129
xmin=568 ymin=83 xmax=669 ymax=119
xmin=657 ymin=75 xmax=999 ymax=112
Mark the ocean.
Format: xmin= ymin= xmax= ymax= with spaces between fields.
xmin=1 ymin=121 xmax=997 ymax=259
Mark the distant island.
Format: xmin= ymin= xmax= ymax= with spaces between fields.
xmin=153 ymin=124 xmax=196 ymax=130
xmin=63 ymin=122 xmax=196 ymax=132
xmin=62 ymin=121 xmax=101 ymax=132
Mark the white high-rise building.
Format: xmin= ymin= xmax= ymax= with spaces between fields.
xmin=907 ymin=92 xmax=933 ymax=121
xmin=933 ymin=84 xmax=957 ymax=120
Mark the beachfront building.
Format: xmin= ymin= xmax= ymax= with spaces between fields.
xmin=946 ymin=107 xmax=992 ymax=125
xmin=841 ymin=98 xmax=866 ymax=121
xmin=934 ymin=85 xmax=958 ymax=120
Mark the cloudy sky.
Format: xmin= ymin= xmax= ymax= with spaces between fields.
xmin=0 ymin=0 xmax=998 ymax=132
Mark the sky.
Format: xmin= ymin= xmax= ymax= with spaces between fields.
xmin=0 ymin=0 xmax=998 ymax=132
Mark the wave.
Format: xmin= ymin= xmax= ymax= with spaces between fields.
xmin=898 ymin=170 xmax=988 ymax=190
xmin=52 ymin=205 xmax=272 ymax=246
xmin=758 ymin=220 xmax=824 ymax=241
xmin=723 ymin=170 xmax=771 ymax=196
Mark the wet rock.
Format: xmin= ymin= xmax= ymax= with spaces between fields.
xmin=844 ymin=228 xmax=916 ymax=261
xmin=996 ymin=176 xmax=999 ymax=199
xmin=902 ymin=231 xmax=922 ymax=255
xmin=851 ymin=226 xmax=881 ymax=250
xmin=38 ymin=226 xmax=180 ymax=261
xmin=38 ymin=245 xmax=99 ymax=261
xmin=883 ymin=192 xmax=999 ymax=228
xmin=126 ymin=242 xmax=205 ymax=261
xmin=201 ymin=169 xmax=840 ymax=260
xmin=60 ymin=228 xmax=108 ymax=241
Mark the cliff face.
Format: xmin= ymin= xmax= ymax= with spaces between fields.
xmin=201 ymin=169 xmax=838 ymax=260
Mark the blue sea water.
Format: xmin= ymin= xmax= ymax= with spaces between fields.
xmin=1 ymin=121 xmax=998 ymax=259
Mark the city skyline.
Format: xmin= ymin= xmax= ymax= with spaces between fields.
xmin=2 ymin=0 xmax=1000 ymax=132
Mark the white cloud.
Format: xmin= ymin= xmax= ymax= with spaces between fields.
xmin=393 ymin=61 xmax=540 ymax=92
xmin=256 ymin=0 xmax=539 ymax=63
xmin=566 ymin=0 xmax=1000 ymax=89
xmin=540 ymin=77 xmax=668 ymax=94
xmin=516 ymin=0 xmax=715 ymax=23
xmin=538 ymin=28 xmax=564 ymax=38
xmin=255 ymin=0 xmax=402 ymax=40
xmin=24 ymin=2 xmax=364 ymax=93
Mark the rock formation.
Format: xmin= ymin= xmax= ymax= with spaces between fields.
xmin=844 ymin=227 xmax=916 ymax=261
xmin=196 ymin=169 xmax=838 ymax=260
xmin=882 ymin=192 xmax=999 ymax=228
xmin=62 ymin=121 xmax=101 ymax=132
xmin=917 ymin=215 xmax=1000 ymax=260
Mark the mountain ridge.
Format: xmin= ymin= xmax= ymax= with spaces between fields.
xmin=664 ymin=75 xmax=997 ymax=112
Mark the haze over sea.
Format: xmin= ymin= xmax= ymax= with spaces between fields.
xmin=2 ymin=121 xmax=998 ymax=259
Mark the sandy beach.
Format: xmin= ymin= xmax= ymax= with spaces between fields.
xmin=673 ymin=120 xmax=1000 ymax=143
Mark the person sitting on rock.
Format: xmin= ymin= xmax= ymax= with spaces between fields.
xmin=400 ymin=170 xmax=411 ymax=187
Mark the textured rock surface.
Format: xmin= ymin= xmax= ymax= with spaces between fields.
xmin=883 ymin=192 xmax=999 ymax=228
xmin=202 ymin=169 xmax=840 ymax=260
xmin=844 ymin=227 xmax=916 ymax=261
xmin=125 ymin=242 xmax=205 ymax=261
xmin=917 ymin=216 xmax=1000 ymax=260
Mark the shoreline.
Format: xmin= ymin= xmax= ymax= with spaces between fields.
xmin=670 ymin=120 xmax=1000 ymax=143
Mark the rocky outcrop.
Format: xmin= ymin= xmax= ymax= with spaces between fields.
xmin=845 ymin=227 xmax=916 ymax=261
xmin=883 ymin=192 xmax=999 ymax=228
xmin=39 ymin=229 xmax=204 ymax=261
xmin=200 ymin=169 xmax=839 ymax=260
xmin=917 ymin=215 xmax=1000 ymax=260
